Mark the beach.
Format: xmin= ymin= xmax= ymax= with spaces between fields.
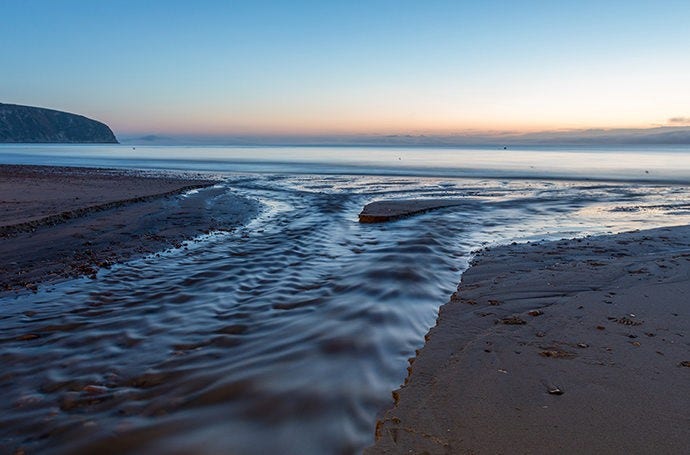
xmin=5 ymin=1 xmax=690 ymax=452
xmin=367 ymin=225 xmax=690 ymax=454
xmin=0 ymin=164 xmax=257 ymax=293
xmin=2 ymin=157 xmax=690 ymax=454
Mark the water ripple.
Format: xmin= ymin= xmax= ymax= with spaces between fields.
xmin=3 ymin=175 xmax=690 ymax=454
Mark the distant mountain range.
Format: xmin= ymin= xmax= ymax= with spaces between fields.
xmin=0 ymin=103 xmax=118 ymax=143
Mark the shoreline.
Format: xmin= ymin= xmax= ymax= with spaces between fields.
xmin=0 ymin=164 xmax=258 ymax=294
xmin=367 ymin=225 xmax=690 ymax=454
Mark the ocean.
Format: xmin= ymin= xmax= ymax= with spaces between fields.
xmin=2 ymin=144 xmax=690 ymax=453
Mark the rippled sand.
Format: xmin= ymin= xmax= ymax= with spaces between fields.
xmin=3 ymin=174 xmax=690 ymax=454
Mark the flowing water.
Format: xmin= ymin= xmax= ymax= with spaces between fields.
xmin=3 ymin=146 xmax=690 ymax=454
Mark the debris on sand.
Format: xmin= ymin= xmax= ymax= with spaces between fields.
xmin=499 ymin=316 xmax=527 ymax=325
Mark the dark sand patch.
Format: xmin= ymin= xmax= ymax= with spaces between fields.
xmin=0 ymin=165 xmax=258 ymax=293
xmin=367 ymin=226 xmax=690 ymax=454
xmin=359 ymin=199 xmax=464 ymax=223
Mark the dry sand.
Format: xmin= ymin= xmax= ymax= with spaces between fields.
xmin=0 ymin=165 xmax=256 ymax=293
xmin=367 ymin=226 xmax=690 ymax=454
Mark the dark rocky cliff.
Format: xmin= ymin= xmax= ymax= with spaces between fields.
xmin=0 ymin=103 xmax=118 ymax=143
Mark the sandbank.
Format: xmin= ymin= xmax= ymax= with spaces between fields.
xmin=359 ymin=199 xmax=465 ymax=223
xmin=0 ymin=165 xmax=256 ymax=293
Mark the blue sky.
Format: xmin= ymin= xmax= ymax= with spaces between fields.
xmin=2 ymin=1 xmax=690 ymax=136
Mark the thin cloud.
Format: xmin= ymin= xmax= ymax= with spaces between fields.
xmin=668 ymin=117 xmax=690 ymax=125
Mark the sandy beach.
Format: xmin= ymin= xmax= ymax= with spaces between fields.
xmin=367 ymin=225 xmax=690 ymax=454
xmin=5 ymin=1 xmax=690 ymax=452
xmin=0 ymin=164 xmax=257 ymax=293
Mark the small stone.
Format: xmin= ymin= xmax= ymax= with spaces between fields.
xmin=539 ymin=348 xmax=576 ymax=359
xmin=528 ymin=310 xmax=544 ymax=317
xmin=14 ymin=394 xmax=43 ymax=408
xmin=547 ymin=386 xmax=564 ymax=395
xmin=82 ymin=385 xmax=107 ymax=395
xmin=500 ymin=316 xmax=527 ymax=325
xmin=617 ymin=317 xmax=642 ymax=326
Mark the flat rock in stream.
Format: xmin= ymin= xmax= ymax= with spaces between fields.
xmin=358 ymin=199 xmax=464 ymax=223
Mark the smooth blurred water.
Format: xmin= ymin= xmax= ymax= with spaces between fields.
xmin=3 ymin=143 xmax=690 ymax=181
xmin=3 ymin=146 xmax=690 ymax=454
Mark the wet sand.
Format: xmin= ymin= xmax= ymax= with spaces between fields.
xmin=368 ymin=225 xmax=690 ymax=454
xmin=0 ymin=164 xmax=256 ymax=293
xmin=359 ymin=199 xmax=465 ymax=223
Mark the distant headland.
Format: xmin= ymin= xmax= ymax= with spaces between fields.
xmin=0 ymin=103 xmax=118 ymax=143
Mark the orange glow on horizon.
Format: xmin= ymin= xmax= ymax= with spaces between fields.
xmin=111 ymin=114 xmax=673 ymax=137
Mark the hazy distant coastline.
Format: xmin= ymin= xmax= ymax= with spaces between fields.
xmin=118 ymin=126 xmax=690 ymax=147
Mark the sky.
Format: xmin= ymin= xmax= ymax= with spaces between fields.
xmin=2 ymin=0 xmax=690 ymax=139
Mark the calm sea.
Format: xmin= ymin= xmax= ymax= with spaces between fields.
xmin=3 ymin=143 xmax=690 ymax=181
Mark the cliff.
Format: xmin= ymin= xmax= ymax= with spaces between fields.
xmin=0 ymin=103 xmax=118 ymax=143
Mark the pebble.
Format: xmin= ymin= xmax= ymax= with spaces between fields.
xmin=547 ymin=386 xmax=564 ymax=395
xmin=82 ymin=385 xmax=108 ymax=395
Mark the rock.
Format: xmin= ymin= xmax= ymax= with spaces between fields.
xmin=358 ymin=199 xmax=464 ymax=223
